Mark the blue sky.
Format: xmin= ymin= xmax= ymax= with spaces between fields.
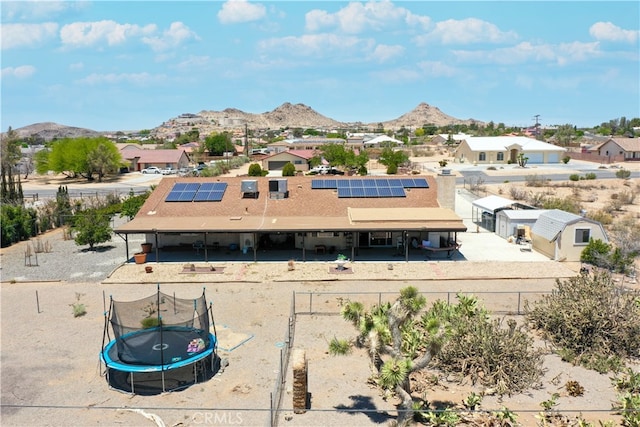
xmin=2 ymin=1 xmax=639 ymax=132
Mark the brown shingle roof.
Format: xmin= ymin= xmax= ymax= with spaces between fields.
xmin=116 ymin=175 xmax=466 ymax=233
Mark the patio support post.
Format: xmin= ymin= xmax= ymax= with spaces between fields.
xmin=252 ymin=232 xmax=257 ymax=262
xmin=125 ymin=234 xmax=130 ymax=263
xmin=203 ymin=232 xmax=208 ymax=262
xmin=301 ymin=233 xmax=306 ymax=262
xmin=404 ymin=231 xmax=409 ymax=262
xmin=153 ymin=229 xmax=159 ymax=262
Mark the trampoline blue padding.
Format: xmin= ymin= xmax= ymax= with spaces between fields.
xmin=100 ymin=330 xmax=216 ymax=373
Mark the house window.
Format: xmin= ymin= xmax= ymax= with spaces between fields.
xmin=574 ymin=228 xmax=591 ymax=245
xmin=497 ymin=152 xmax=504 ymax=161
xmin=479 ymin=152 xmax=486 ymax=161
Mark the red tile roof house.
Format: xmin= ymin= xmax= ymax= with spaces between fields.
xmin=260 ymin=149 xmax=316 ymax=171
xmin=120 ymin=147 xmax=191 ymax=172
xmin=115 ymin=174 xmax=466 ymax=263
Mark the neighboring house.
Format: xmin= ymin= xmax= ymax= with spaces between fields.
xmin=120 ymin=147 xmax=191 ymax=172
xmin=362 ymin=135 xmax=405 ymax=148
xmin=495 ymin=209 xmax=548 ymax=240
xmin=593 ymin=137 xmax=640 ymax=161
xmin=431 ymin=133 xmax=472 ymax=145
xmin=454 ymin=136 xmax=566 ymax=164
xmin=530 ymin=209 xmax=608 ymax=262
xmin=268 ymin=138 xmax=346 ymax=153
xmin=261 ymin=150 xmax=316 ymax=171
xmin=471 ymin=195 xmax=534 ymax=232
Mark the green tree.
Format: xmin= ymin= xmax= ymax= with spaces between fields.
xmin=282 ymin=162 xmax=296 ymax=176
xmin=72 ymin=209 xmax=112 ymax=250
xmin=35 ymin=137 xmax=121 ymax=181
xmin=554 ymin=124 xmax=576 ymax=146
xmin=120 ymin=189 xmax=151 ymax=220
xmin=378 ymin=147 xmax=409 ymax=174
xmin=86 ymin=141 xmax=122 ymax=182
xmin=516 ymin=152 xmax=529 ymax=168
xmin=204 ymin=132 xmax=233 ymax=156
xmin=580 ymin=238 xmax=611 ymax=269
xmin=1 ymin=127 xmax=24 ymax=204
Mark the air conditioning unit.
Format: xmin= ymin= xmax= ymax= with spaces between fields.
xmin=269 ymin=179 xmax=288 ymax=199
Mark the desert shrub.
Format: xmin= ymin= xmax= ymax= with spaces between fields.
xmin=586 ymin=210 xmax=613 ymax=225
xmin=612 ymin=369 xmax=640 ymax=426
xmin=584 ymin=172 xmax=597 ymax=180
xmin=525 ymin=272 xmax=640 ymax=373
xmin=569 ymin=174 xmax=580 ymax=181
xmin=487 ymin=166 xmax=497 ymax=170
xmin=509 ymin=187 xmax=528 ymax=201
xmin=606 ymin=198 xmax=624 ymax=213
xmin=541 ymin=196 xmax=581 ymax=214
xmin=429 ymin=294 xmax=545 ymax=395
xmin=247 ymin=163 xmax=263 ymax=176
xmin=562 ymin=156 xmax=571 ymax=164
xmin=141 ymin=317 xmax=162 ymax=329
xmin=580 ymin=238 xmax=612 ymax=269
xmin=282 ymin=162 xmax=296 ymax=176
xmin=524 ymin=174 xmax=547 ymax=187
xmin=616 ymin=168 xmax=631 ymax=179
xmin=386 ymin=163 xmax=398 ymax=174
xmin=617 ymin=190 xmax=636 ymax=205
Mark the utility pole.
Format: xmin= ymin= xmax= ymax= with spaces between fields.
xmin=244 ymin=123 xmax=249 ymax=156
xmin=533 ymin=115 xmax=541 ymax=139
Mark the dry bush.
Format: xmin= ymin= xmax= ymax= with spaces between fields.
xmin=525 ymin=272 xmax=640 ymax=373
xmin=509 ymin=186 xmax=528 ymax=201
xmin=525 ymin=174 xmax=548 ymax=187
xmin=587 ymin=210 xmax=613 ymax=225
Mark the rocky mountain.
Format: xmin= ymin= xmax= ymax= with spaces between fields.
xmin=8 ymin=102 xmax=483 ymax=141
xmin=383 ymin=102 xmax=480 ymax=128
xmin=8 ymin=122 xmax=102 ymax=141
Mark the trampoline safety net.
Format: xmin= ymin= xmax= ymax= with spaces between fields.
xmin=109 ymin=290 xmax=211 ymax=366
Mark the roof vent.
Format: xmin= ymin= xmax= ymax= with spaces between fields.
xmin=241 ymin=180 xmax=259 ymax=199
xmin=440 ymin=168 xmax=451 ymax=175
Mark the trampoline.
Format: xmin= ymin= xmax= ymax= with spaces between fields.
xmin=100 ymin=287 xmax=218 ymax=394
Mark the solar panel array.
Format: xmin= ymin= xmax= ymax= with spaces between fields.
xmin=311 ymin=177 xmax=428 ymax=198
xmin=165 ymin=182 xmax=228 ymax=202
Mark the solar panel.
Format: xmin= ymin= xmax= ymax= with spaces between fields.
xmin=375 ymin=178 xmax=389 ymax=187
xmin=351 ymin=187 xmax=365 ymax=197
xmin=165 ymin=183 xmax=201 ymax=202
xmin=311 ymin=179 xmax=324 ymax=189
xmin=364 ymin=187 xmax=378 ymax=197
xmin=390 ymin=187 xmax=406 ymax=197
xmin=388 ymin=179 xmax=403 ymax=187
xmin=324 ymin=179 xmax=337 ymax=189
xmin=350 ymin=179 xmax=364 ymax=188
xmin=378 ymin=187 xmax=392 ymax=197
xmin=413 ymin=177 xmax=429 ymax=188
xmin=193 ymin=182 xmax=227 ymax=202
xmin=336 ymin=180 xmax=350 ymax=189
xmin=362 ymin=179 xmax=376 ymax=188
xmin=337 ymin=187 xmax=351 ymax=198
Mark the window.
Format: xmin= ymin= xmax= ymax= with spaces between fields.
xmin=479 ymin=152 xmax=486 ymax=161
xmin=497 ymin=152 xmax=504 ymax=161
xmin=574 ymin=228 xmax=591 ymax=244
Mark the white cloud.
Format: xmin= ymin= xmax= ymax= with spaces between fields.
xmin=452 ymin=41 xmax=601 ymax=66
xmin=1 ymin=65 xmax=36 ymax=79
xmin=1 ymin=1 xmax=84 ymax=21
xmin=142 ymin=22 xmax=200 ymax=52
xmin=76 ymin=72 xmax=166 ymax=86
xmin=1 ymin=23 xmax=58 ymax=50
xmin=69 ymin=62 xmax=84 ymax=71
xmin=416 ymin=61 xmax=457 ymax=78
xmin=369 ymin=44 xmax=404 ymax=62
xmin=59 ymin=20 xmax=156 ymax=48
xmin=306 ymin=1 xmax=430 ymax=34
xmin=415 ymin=18 xmax=517 ymax=46
xmin=258 ymin=33 xmax=369 ymax=58
xmin=218 ymin=0 xmax=266 ymax=24
xmin=590 ymin=22 xmax=639 ymax=43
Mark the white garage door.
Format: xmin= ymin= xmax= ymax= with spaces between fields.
xmin=547 ymin=153 xmax=560 ymax=163
xmin=526 ymin=153 xmax=544 ymax=164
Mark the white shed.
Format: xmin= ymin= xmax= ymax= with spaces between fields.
xmin=495 ymin=209 xmax=547 ymax=239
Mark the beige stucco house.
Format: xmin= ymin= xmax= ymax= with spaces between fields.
xmin=454 ymin=136 xmax=566 ymax=164
xmin=260 ymin=150 xmax=316 ymax=171
xmin=593 ymin=137 xmax=640 ymax=161
xmin=530 ymin=209 xmax=608 ymax=262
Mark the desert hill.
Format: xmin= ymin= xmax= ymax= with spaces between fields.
xmin=7 ymin=102 xmax=482 ymax=141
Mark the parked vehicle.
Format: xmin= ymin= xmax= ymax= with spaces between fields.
xmin=141 ymin=166 xmax=161 ymax=174
xmin=161 ymin=167 xmax=176 ymax=175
